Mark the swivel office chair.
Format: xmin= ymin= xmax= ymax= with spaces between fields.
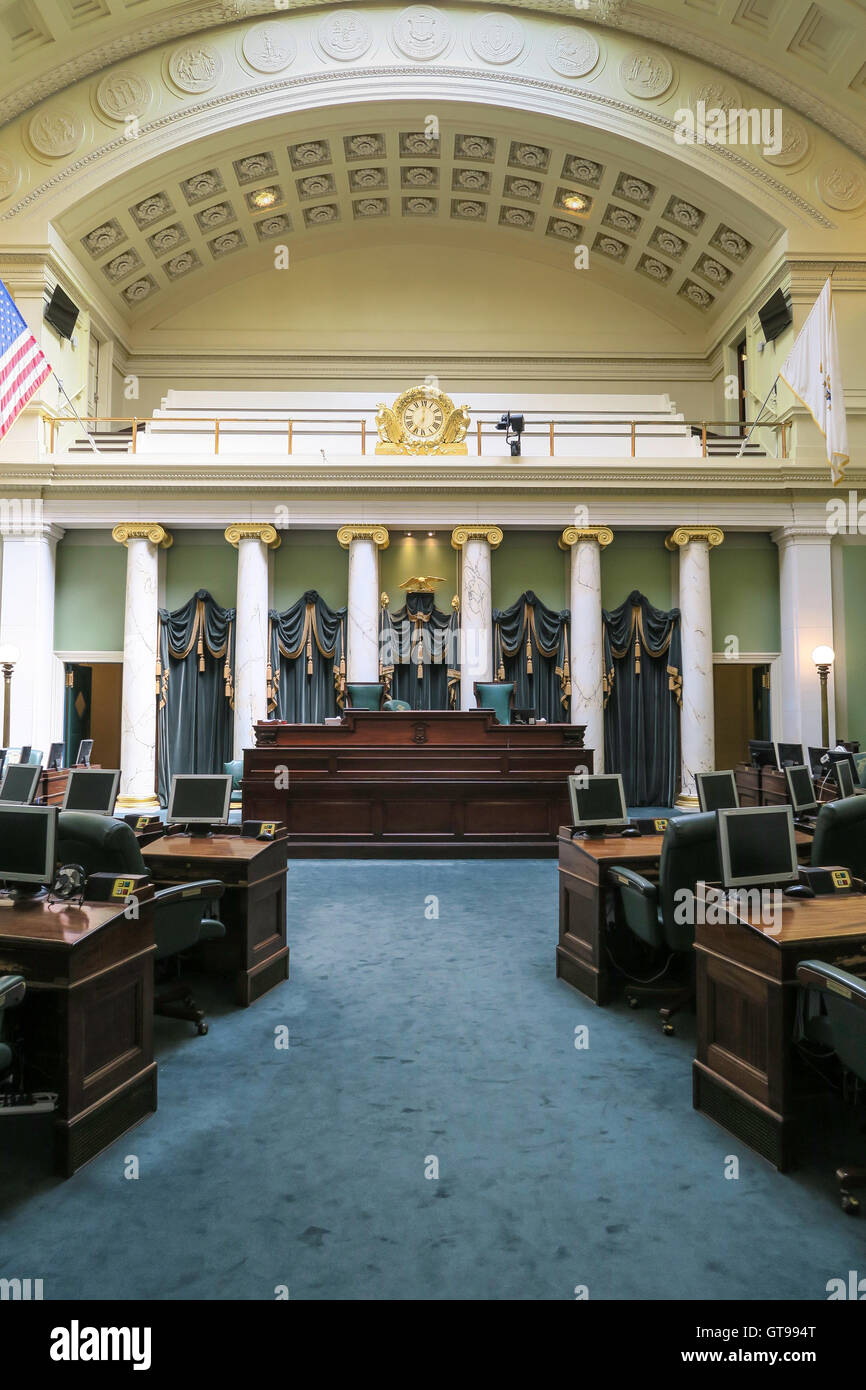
xmin=797 ymin=960 xmax=866 ymax=1214
xmin=610 ymin=812 xmax=720 ymax=1034
xmin=810 ymin=797 xmax=866 ymax=880
xmin=57 ymin=812 xmax=227 ymax=1036
xmin=0 ymin=974 xmax=25 ymax=1086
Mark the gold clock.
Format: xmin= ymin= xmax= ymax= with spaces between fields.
xmin=375 ymin=385 xmax=470 ymax=455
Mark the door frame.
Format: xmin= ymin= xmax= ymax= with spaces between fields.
xmin=712 ymin=651 xmax=782 ymax=743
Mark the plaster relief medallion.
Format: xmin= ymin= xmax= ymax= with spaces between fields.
xmin=95 ymin=70 xmax=152 ymax=122
xmin=469 ymin=13 xmax=525 ymax=65
xmin=287 ymin=141 xmax=331 ymax=169
xmin=508 ymin=142 xmax=550 ymax=171
xmin=546 ymin=27 xmax=600 ymax=79
xmin=316 ymin=11 xmax=373 ymax=61
xmin=763 ymin=114 xmax=811 ymax=168
xmin=103 ymin=248 xmax=143 ymax=283
xmin=602 ymin=204 xmax=641 ymax=235
xmin=180 ymin=168 xmax=225 ymax=203
xmin=619 ymin=50 xmax=674 ymax=100
xmin=403 ymin=196 xmax=437 ymax=215
xmin=694 ymin=254 xmax=730 ymax=286
xmin=349 ymin=167 xmax=386 ymax=190
xmin=303 ymin=204 xmax=339 ymax=226
xmin=195 ymin=201 xmax=236 ymax=230
xmin=164 ymin=250 xmax=201 ymax=280
xmin=0 ymin=155 xmax=21 ymax=200
xmin=690 ymin=79 xmax=741 ymax=115
xmin=233 ymin=151 xmax=276 ymax=183
xmin=208 ymin=229 xmax=246 ymax=257
xmin=81 ymin=219 xmax=125 ymax=257
xmin=147 ymin=223 xmax=189 ymax=256
xmin=649 ymin=226 xmax=686 ymax=259
xmin=612 ymin=172 xmax=656 ymax=207
xmin=400 ymin=131 xmax=439 ymax=157
xmin=593 ymin=232 xmax=628 ymax=260
xmin=297 ymin=173 xmax=335 ymax=199
xmin=679 ymin=279 xmax=715 ymax=310
xmin=402 ymin=166 xmax=437 ymax=187
xmin=546 ymin=216 xmax=582 ymax=241
xmin=662 ymin=196 xmax=704 ymax=234
xmin=129 ymin=191 xmax=175 ymax=228
xmin=817 ymin=162 xmax=866 ymax=212
xmin=168 ymin=44 xmax=223 ymax=94
xmin=242 ymin=21 xmax=297 ymax=74
xmin=122 ymin=275 xmax=158 ymax=306
xmin=450 ymin=199 xmax=487 ymax=220
xmin=637 ymin=253 xmax=672 ymax=283
xmin=499 ymin=205 xmax=534 ymax=229
xmin=453 ymin=167 xmax=491 ymax=192
xmin=392 ymin=6 xmax=453 ymax=61
xmin=504 ymin=175 xmax=541 ymax=201
xmin=455 ymin=134 xmax=495 ymax=162
xmin=708 ymin=223 xmax=752 ymax=261
xmin=354 ymin=197 xmax=388 ymax=217
xmin=28 ymin=106 xmax=84 ymax=158
xmin=255 ymin=213 xmax=291 ymax=238
xmin=562 ymin=154 xmax=603 ymax=186
xmin=344 ymin=133 xmax=386 ymax=160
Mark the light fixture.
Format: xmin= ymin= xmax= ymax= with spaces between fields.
xmin=0 ymin=644 xmax=19 ymax=748
xmin=495 ymin=411 xmax=525 ymax=456
xmin=561 ymin=191 xmax=587 ymax=213
xmin=812 ymin=645 xmax=835 ymax=747
xmin=406 ymin=531 xmax=413 ymax=537
xmin=250 ymin=186 xmax=279 ymax=210
xmin=427 ymin=531 xmax=435 ymax=537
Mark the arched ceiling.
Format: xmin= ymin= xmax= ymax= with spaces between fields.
xmin=0 ymin=0 xmax=864 ymax=156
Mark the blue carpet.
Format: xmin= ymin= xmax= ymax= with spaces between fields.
xmin=0 ymin=858 xmax=863 ymax=1301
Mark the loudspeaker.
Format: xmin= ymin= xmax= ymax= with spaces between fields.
xmin=758 ymin=288 xmax=793 ymax=344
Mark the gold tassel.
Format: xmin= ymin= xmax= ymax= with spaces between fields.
xmin=306 ymin=635 xmax=313 ymax=676
xmin=526 ymin=629 xmax=533 ymax=676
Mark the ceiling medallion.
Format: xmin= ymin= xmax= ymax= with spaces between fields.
xmin=468 ymin=13 xmax=525 ymax=65
xmin=316 ymin=11 xmax=374 ymax=62
xmin=242 ymin=22 xmax=297 ymax=74
xmin=95 ymin=71 xmax=152 ymax=123
xmin=817 ymin=162 xmax=866 ymax=213
xmin=546 ymin=27 xmax=601 ymax=79
xmin=619 ymin=50 xmax=674 ymax=101
xmin=0 ymin=155 xmax=22 ymax=201
xmin=763 ymin=115 xmax=811 ymax=169
xmin=28 ymin=106 xmax=85 ymax=158
xmin=168 ymin=44 xmax=224 ymax=95
xmin=392 ymin=6 xmax=453 ymax=61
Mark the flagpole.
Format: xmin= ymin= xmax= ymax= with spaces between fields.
xmin=51 ymin=370 xmax=101 ymax=455
xmin=736 ymin=375 xmax=780 ymax=457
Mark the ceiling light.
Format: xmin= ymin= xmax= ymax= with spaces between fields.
xmin=562 ymin=192 xmax=587 ymax=213
xmin=251 ymin=187 xmax=278 ymax=209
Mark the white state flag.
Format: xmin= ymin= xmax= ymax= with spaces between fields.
xmin=779 ymin=277 xmax=849 ymax=485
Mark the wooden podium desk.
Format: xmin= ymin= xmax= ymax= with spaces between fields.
xmin=245 ymin=710 xmax=592 ymax=857
xmin=36 ymin=763 xmax=98 ymax=808
xmin=141 ymin=831 xmax=288 ymax=1005
xmin=0 ymin=890 xmax=156 ymax=1177
xmin=734 ymin=763 xmax=836 ymax=809
xmin=693 ymin=886 xmax=866 ymax=1171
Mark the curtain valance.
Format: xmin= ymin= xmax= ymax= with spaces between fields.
xmin=268 ymin=590 xmax=347 ymax=721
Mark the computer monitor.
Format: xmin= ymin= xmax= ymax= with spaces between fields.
xmin=61 ymin=769 xmax=120 ymax=816
xmin=774 ymin=741 xmax=804 ymax=768
xmin=785 ymin=765 xmax=818 ymax=817
xmin=0 ymin=763 xmax=41 ymax=805
xmin=18 ymin=745 xmax=31 ymax=766
xmin=716 ymin=805 xmax=798 ymax=891
xmin=75 ymin=739 xmax=94 ymax=767
xmin=836 ymin=758 xmax=857 ymax=799
xmin=748 ymin=739 xmax=777 ymax=769
xmin=167 ymin=774 xmax=232 ymax=830
xmin=46 ymin=741 xmax=65 ymax=772
xmin=808 ymin=745 xmax=830 ymax=777
xmin=696 ymin=771 xmax=739 ymax=813
xmin=0 ymin=804 xmax=57 ymax=891
xmin=568 ymin=773 xmax=628 ymax=831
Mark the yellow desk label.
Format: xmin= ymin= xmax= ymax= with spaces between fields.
xmin=832 ymin=869 xmax=852 ymax=889
xmin=111 ymin=877 xmax=135 ymax=899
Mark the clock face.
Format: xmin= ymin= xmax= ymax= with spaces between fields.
xmin=401 ymin=395 xmax=445 ymax=440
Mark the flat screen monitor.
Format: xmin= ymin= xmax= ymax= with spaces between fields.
xmin=785 ymin=765 xmax=818 ymax=816
xmin=61 ymin=768 xmax=120 ymax=816
xmin=46 ymin=741 xmax=65 ymax=771
xmin=44 ymin=283 xmax=79 ymax=341
xmin=75 ymin=739 xmax=94 ymax=767
xmin=774 ymin=741 xmax=804 ymax=768
xmin=0 ymin=763 xmax=41 ymax=804
xmin=808 ymin=745 xmax=830 ymax=777
xmin=0 ymin=804 xmax=57 ymax=884
xmin=748 ymin=739 xmax=777 ymax=769
xmin=836 ymin=758 xmax=857 ymax=799
xmin=167 ymin=774 xmax=232 ymax=826
xmin=696 ymin=771 xmax=739 ymax=813
xmin=717 ymin=805 xmax=798 ymax=890
xmin=568 ymin=773 xmax=628 ymax=830
xmin=18 ymin=746 xmax=31 ymax=766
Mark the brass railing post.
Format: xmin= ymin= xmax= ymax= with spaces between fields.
xmin=477 ymin=419 xmax=482 ymax=456
xmin=214 ymin=418 xmax=220 ymax=455
xmin=630 ymin=420 xmax=636 ymax=457
xmin=132 ymin=418 xmax=138 ymax=454
xmin=361 ymin=418 xmax=366 ymax=454
xmin=701 ymin=422 xmax=707 ymax=457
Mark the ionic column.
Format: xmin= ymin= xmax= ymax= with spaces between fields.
xmin=337 ymin=525 xmax=389 ymax=682
xmin=559 ymin=525 xmax=613 ymax=766
xmin=112 ymin=523 xmax=172 ymax=808
xmin=225 ymin=523 xmax=280 ymax=757
xmin=771 ymin=526 xmax=835 ymax=746
xmin=666 ymin=526 xmax=724 ymax=808
xmin=451 ymin=525 xmax=503 ymax=708
xmin=0 ymin=515 xmax=65 ymax=754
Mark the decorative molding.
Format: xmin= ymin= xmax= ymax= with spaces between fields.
xmin=336 ymin=524 xmax=390 ymax=548
xmin=224 ymin=522 xmax=281 ymax=547
xmin=558 ymin=525 xmax=614 ymax=549
xmin=450 ymin=525 xmax=504 ymax=549
xmin=111 ymin=522 xmax=173 ymax=547
xmin=665 ymin=525 xmax=724 ymax=550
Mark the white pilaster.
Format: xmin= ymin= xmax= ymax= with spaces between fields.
xmin=772 ymin=527 xmax=835 ymax=747
xmin=451 ymin=526 xmax=503 ymax=709
xmin=112 ymin=523 xmax=172 ymax=808
xmin=337 ymin=525 xmax=389 ymax=683
xmin=0 ymin=516 xmax=65 ymax=755
xmin=667 ymin=526 xmax=724 ymax=807
xmin=226 ymin=524 xmax=279 ymax=757
xmin=560 ymin=526 xmax=613 ymax=768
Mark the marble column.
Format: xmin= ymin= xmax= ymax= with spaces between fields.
xmin=451 ymin=526 xmax=503 ymax=708
xmin=560 ymin=526 xmax=613 ymax=768
xmin=666 ymin=526 xmax=724 ymax=808
xmin=0 ymin=517 xmax=65 ymax=754
xmin=337 ymin=525 xmax=389 ymax=682
xmin=112 ymin=523 xmax=172 ymax=808
xmin=226 ymin=524 xmax=280 ymax=757
xmin=772 ymin=527 xmax=835 ymax=746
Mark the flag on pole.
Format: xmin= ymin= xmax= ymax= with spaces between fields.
xmin=779 ymin=277 xmax=849 ymax=485
xmin=0 ymin=278 xmax=52 ymax=441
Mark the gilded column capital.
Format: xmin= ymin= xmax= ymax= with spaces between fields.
xmin=665 ymin=525 xmax=724 ymax=551
xmin=111 ymin=523 xmax=173 ymax=549
xmin=337 ymin=524 xmax=390 ymax=550
xmin=450 ymin=525 xmax=503 ymax=550
xmin=224 ymin=523 xmax=281 ymax=549
xmin=558 ymin=525 xmax=614 ymax=551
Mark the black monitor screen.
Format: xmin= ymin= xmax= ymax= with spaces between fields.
xmin=63 ymin=770 xmax=119 ymax=814
xmin=697 ymin=772 xmax=738 ymax=813
xmin=0 ymin=764 xmax=40 ymax=804
xmin=720 ymin=807 xmax=797 ymax=887
xmin=0 ymin=806 xmax=56 ymax=883
xmin=776 ymin=742 xmax=804 ymax=767
xmin=47 ymin=742 xmax=65 ymax=771
xmin=787 ymin=766 xmax=817 ymax=813
xmin=569 ymin=775 xmax=627 ymax=826
xmin=168 ymin=775 xmax=231 ymax=824
xmin=76 ymin=739 xmax=94 ymax=766
xmin=836 ymin=759 xmax=856 ymax=798
xmin=748 ymin=740 xmax=776 ymax=768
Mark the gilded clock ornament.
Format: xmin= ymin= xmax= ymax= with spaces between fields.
xmin=375 ymin=385 xmax=470 ymax=455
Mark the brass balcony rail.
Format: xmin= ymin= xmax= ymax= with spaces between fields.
xmin=39 ymin=414 xmax=790 ymax=459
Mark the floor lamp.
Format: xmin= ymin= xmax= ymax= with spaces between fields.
xmin=812 ymin=645 xmax=835 ymax=748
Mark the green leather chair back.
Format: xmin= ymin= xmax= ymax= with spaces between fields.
xmin=475 ymin=682 xmax=514 ymax=726
xmin=57 ymin=812 xmax=147 ymax=877
xmin=347 ymin=683 xmax=384 ymax=711
xmin=854 ymin=752 xmax=866 ymax=788
xmin=383 ymin=698 xmax=411 ymax=711
xmin=657 ymin=812 xmax=721 ymax=952
xmin=27 ymin=750 xmax=43 ymax=766
xmin=798 ymin=961 xmax=866 ymax=1079
xmin=223 ymin=759 xmax=243 ymax=790
xmin=811 ymin=796 xmax=866 ymax=879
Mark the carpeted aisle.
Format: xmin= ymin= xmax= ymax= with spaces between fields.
xmin=0 ymin=858 xmax=862 ymax=1301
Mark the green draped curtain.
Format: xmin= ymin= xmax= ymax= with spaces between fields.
xmin=602 ymin=589 xmax=682 ymax=807
xmin=492 ymin=590 xmax=571 ymax=722
xmin=379 ymin=591 xmax=460 ymax=709
xmin=157 ymin=589 xmax=235 ymax=805
xmin=268 ymin=590 xmax=347 ymax=722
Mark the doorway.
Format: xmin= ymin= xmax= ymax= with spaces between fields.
xmin=713 ymin=660 xmax=772 ymax=769
xmin=64 ymin=661 xmax=122 ymax=767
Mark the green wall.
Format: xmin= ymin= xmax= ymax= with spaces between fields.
xmin=491 ymin=531 xmax=568 ymax=611
xmin=272 ymin=532 xmax=348 ymax=611
xmin=601 ymin=533 xmax=674 ymax=612
xmin=380 ymin=534 xmax=457 ymax=611
xmin=843 ymin=545 xmax=866 ymax=737
xmin=55 ymin=534 xmax=126 ymax=650
xmin=164 ymin=533 xmax=237 ymax=612
xmin=710 ymin=535 xmax=780 ymax=652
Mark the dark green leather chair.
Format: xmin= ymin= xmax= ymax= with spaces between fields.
xmin=224 ymin=758 xmax=243 ymax=808
xmin=474 ymin=681 xmax=514 ymax=725
xmin=810 ymin=796 xmax=866 ymax=879
xmin=609 ymin=811 xmax=720 ymax=1033
xmin=797 ymin=960 xmax=866 ymax=1214
xmin=0 ymin=974 xmax=25 ymax=1081
xmin=346 ymin=682 xmax=384 ymax=711
xmin=383 ymin=698 xmax=411 ymax=711
xmin=57 ymin=812 xmax=227 ymax=1036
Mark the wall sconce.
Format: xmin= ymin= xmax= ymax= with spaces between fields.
xmin=811 ymin=645 xmax=835 ymax=747
xmin=0 ymin=645 xmax=19 ymax=747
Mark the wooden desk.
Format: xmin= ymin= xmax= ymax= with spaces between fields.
xmin=556 ymin=828 xmax=666 ymax=1002
xmin=0 ymin=891 xmax=156 ymax=1177
xmin=35 ymin=763 xmax=98 ymax=807
xmin=141 ymin=833 xmax=289 ymax=1005
xmin=734 ymin=763 xmax=835 ymax=809
xmin=693 ymin=887 xmax=866 ymax=1170
xmin=245 ymin=710 xmax=592 ymax=857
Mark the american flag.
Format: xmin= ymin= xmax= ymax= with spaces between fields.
xmin=0 ymin=278 xmax=52 ymax=441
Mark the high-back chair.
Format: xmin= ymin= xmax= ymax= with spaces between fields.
xmin=797 ymin=960 xmax=866 ymax=1214
xmin=0 ymin=975 xmax=26 ymax=1084
xmin=811 ymin=797 xmax=866 ymax=880
xmin=473 ymin=681 xmax=515 ymax=726
xmin=345 ymin=682 xmax=384 ymax=711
